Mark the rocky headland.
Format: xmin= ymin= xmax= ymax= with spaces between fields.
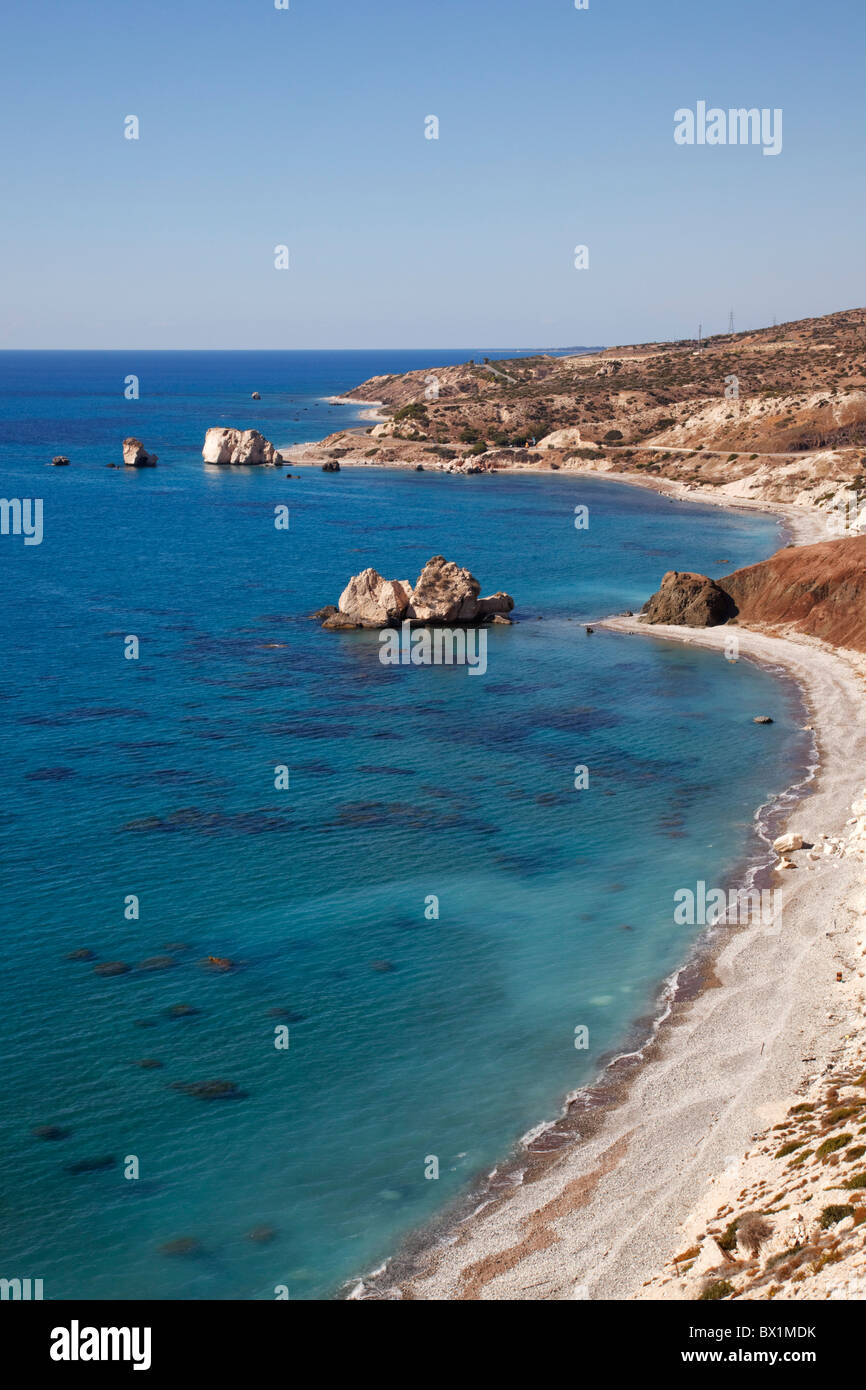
xmin=642 ymin=534 xmax=866 ymax=652
xmin=287 ymin=305 xmax=866 ymax=531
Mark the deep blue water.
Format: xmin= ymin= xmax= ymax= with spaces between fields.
xmin=0 ymin=351 xmax=809 ymax=1299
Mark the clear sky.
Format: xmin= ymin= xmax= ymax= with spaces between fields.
xmin=1 ymin=0 xmax=863 ymax=349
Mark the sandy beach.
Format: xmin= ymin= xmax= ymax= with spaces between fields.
xmin=349 ymin=507 xmax=866 ymax=1301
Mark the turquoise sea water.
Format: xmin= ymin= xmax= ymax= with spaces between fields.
xmin=0 ymin=352 xmax=810 ymax=1299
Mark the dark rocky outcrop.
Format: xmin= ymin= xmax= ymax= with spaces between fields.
xmin=642 ymin=571 xmax=738 ymax=627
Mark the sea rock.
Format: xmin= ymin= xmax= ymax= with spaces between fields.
xmin=337 ymin=569 xmax=413 ymax=627
xmin=93 ymin=961 xmax=131 ymax=977
xmin=322 ymin=459 xmax=341 ymax=471
xmin=754 ymin=716 xmax=774 ymax=725
xmin=66 ymin=948 xmax=95 ymax=961
xmin=123 ymin=437 xmax=158 ymax=468
xmin=251 ymin=391 xmax=261 ymax=400
xmin=202 ymin=427 xmax=284 ymax=466
xmin=642 ymin=571 xmax=737 ymax=627
xmin=51 ymin=455 xmax=70 ymax=466
xmin=199 ymin=955 xmax=234 ymax=972
xmin=321 ymin=556 xmax=513 ymax=628
xmin=773 ymin=833 xmax=804 ymax=854
xmin=406 ymin=555 xmax=480 ymax=622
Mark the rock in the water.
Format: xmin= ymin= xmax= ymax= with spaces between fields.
xmin=754 ymin=715 xmax=774 ymax=725
xmin=642 ymin=571 xmax=737 ymax=627
xmin=773 ymin=833 xmax=803 ymax=854
xmin=321 ymin=459 xmax=341 ymax=472
xmin=320 ymin=556 xmax=513 ymax=629
xmin=202 ymin=427 xmax=284 ymax=466
xmin=407 ymin=555 xmax=481 ymax=622
xmin=337 ymin=569 xmax=413 ymax=627
xmin=51 ymin=455 xmax=70 ymax=466
xmin=251 ymin=391 xmax=261 ymax=400
xmin=199 ymin=955 xmax=234 ymax=972
xmin=93 ymin=961 xmax=131 ymax=977
xmin=132 ymin=1058 xmax=163 ymax=1069
xmin=123 ymin=437 xmax=158 ymax=468
xmin=66 ymin=948 xmax=95 ymax=961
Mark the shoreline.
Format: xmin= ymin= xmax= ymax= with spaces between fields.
xmin=349 ymin=617 xmax=865 ymax=1300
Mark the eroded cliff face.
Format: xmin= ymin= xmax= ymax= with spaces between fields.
xmin=722 ymin=535 xmax=866 ymax=651
xmin=642 ymin=535 xmax=866 ymax=652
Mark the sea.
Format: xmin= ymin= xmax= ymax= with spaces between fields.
xmin=0 ymin=349 xmax=812 ymax=1299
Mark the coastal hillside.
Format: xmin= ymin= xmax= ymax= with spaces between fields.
xmin=642 ymin=535 xmax=866 ymax=652
xmin=292 ymin=306 xmax=866 ymax=518
xmin=722 ymin=535 xmax=866 ymax=651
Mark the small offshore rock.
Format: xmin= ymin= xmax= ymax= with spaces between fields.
xmin=321 ymin=459 xmax=341 ymax=471
xmin=93 ymin=961 xmax=131 ymax=977
xmin=199 ymin=956 xmax=234 ymax=972
xmin=251 ymin=391 xmax=261 ymax=400
xmin=123 ymin=437 xmax=158 ymax=468
xmin=66 ymin=948 xmax=95 ymax=961
xmin=132 ymin=1058 xmax=163 ymax=1069
xmin=51 ymin=455 xmax=70 ymax=466
xmin=754 ymin=715 xmax=774 ymax=724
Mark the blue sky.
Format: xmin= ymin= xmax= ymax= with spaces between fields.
xmin=0 ymin=0 xmax=863 ymax=348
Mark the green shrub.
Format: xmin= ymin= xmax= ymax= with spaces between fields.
xmin=698 ymin=1279 xmax=734 ymax=1301
xmin=775 ymin=1140 xmax=803 ymax=1159
xmin=819 ymin=1204 xmax=854 ymax=1228
xmin=816 ymin=1134 xmax=852 ymax=1159
xmin=841 ymin=1171 xmax=866 ymax=1190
